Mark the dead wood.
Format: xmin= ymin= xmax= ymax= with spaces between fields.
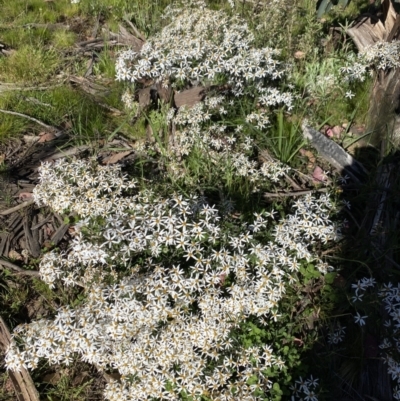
xmin=156 ymin=82 xmax=173 ymax=104
xmin=75 ymin=37 xmax=119 ymax=53
xmin=0 ymin=109 xmax=61 ymax=135
xmin=24 ymin=23 xmax=70 ymax=30
xmin=0 ymin=200 xmax=35 ymax=216
xmin=97 ymin=102 xmax=124 ymax=115
xmin=38 ymin=144 xmax=89 ymax=164
xmin=0 ymin=317 xmax=40 ymax=401
xmin=302 ymin=123 xmax=368 ymax=183
xmin=69 ymin=75 xmax=111 ymax=98
xmin=84 ymin=54 xmax=95 ymax=77
xmin=31 ymin=215 xmax=52 ymax=230
xmin=50 ymin=223 xmax=69 ymax=245
xmin=348 ymin=0 xmax=400 ymax=147
xmin=102 ymin=150 xmax=133 ymax=165
xmin=23 ymin=216 xmax=40 ymax=258
xmin=122 ymin=16 xmax=146 ymax=41
xmin=23 ymin=97 xmax=54 ymax=109
xmin=102 ymin=25 xmax=144 ymax=53
xmin=0 ymin=259 xmax=40 ymax=277
xmin=117 ymin=24 xmax=145 ymax=50
xmin=174 ymin=86 xmax=206 ymax=108
xmin=367 ymin=67 xmax=400 ymax=147
xmin=0 ymin=232 xmax=10 ymax=256
xmin=138 ymin=87 xmax=154 ymax=110
xmin=0 ymin=82 xmax=65 ymax=94
xmin=347 ymin=0 xmax=397 ymax=51
xmin=264 ymin=188 xmax=329 ymax=198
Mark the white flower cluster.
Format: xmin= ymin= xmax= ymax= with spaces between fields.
xmin=378 ymin=282 xmax=400 ymax=399
xmin=7 ymin=159 xmax=340 ymax=401
xmin=362 ymin=41 xmax=400 ymax=71
xmin=155 ymin=98 xmax=291 ymax=187
xmin=245 ymin=111 xmax=270 ymax=130
xmin=161 ymin=98 xmax=297 ymax=189
xmin=260 ymin=160 xmax=291 ymax=183
xmin=341 ymin=41 xmax=400 ymax=82
xmin=121 ymin=89 xmax=138 ymax=112
xmin=351 ymin=276 xmax=376 ymax=303
xmin=291 ymin=375 xmax=319 ymax=401
xmin=115 ymin=1 xmax=296 ymax=191
xmin=347 ymin=281 xmax=400 ymax=398
xmin=327 ymin=325 xmax=346 ymax=345
xmin=33 ymin=158 xmax=136 ymax=218
xmin=351 ymin=278 xmax=375 ymax=327
xmin=116 ymin=1 xmax=293 ymax=105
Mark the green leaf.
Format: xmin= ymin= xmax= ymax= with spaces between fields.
xmin=325 ymin=272 xmax=337 ymax=284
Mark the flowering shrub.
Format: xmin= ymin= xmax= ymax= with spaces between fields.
xmin=115 ymin=1 xmax=296 ymax=192
xmin=6 ymin=158 xmax=340 ymax=401
xmin=116 ymin=1 xmax=292 ymax=105
xmin=341 ymin=40 xmax=400 ymax=82
xmin=378 ymin=283 xmax=400 ymax=400
xmin=291 ymin=375 xmax=320 ymax=401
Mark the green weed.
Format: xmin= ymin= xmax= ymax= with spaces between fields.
xmin=0 ymin=45 xmax=59 ymax=84
xmin=267 ymin=110 xmax=306 ymax=164
xmin=52 ymin=30 xmax=77 ymax=49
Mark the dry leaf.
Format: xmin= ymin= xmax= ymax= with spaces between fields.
xmin=103 ymin=151 xmax=132 ymax=165
xmin=68 ymin=226 xmax=78 ymax=236
xmin=294 ymin=51 xmax=305 ymax=59
xmin=23 ymin=135 xmax=40 ymax=144
xmin=72 ymin=371 xmax=90 ymax=386
xmin=45 ymin=225 xmax=54 ymax=237
xmin=312 ymin=166 xmax=327 ymax=182
xmin=174 ymin=86 xmax=205 ymax=108
xmin=103 ymin=372 xmax=122 ymax=383
xmin=38 ymin=132 xmax=56 ymax=143
xmin=8 ymin=250 xmax=22 ymax=261
xmin=42 ymin=372 xmax=62 ymax=385
xmin=0 ymin=154 xmax=5 ymax=164
xmin=299 ymin=148 xmax=316 ymax=170
xmin=18 ymin=192 xmax=33 ymax=200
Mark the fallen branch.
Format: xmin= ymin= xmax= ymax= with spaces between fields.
xmin=0 ymin=109 xmax=60 ymax=135
xmin=0 ymin=200 xmax=35 ymax=216
xmin=264 ymin=188 xmax=329 ymax=198
xmin=0 ymin=258 xmax=40 ymax=276
xmin=42 ymin=144 xmax=91 ymax=163
xmin=123 ymin=16 xmax=146 ymax=41
xmin=0 ymin=82 xmax=64 ymax=93
xmin=302 ymin=122 xmax=368 ymax=183
xmin=69 ymin=75 xmax=110 ymax=98
xmin=22 ymin=23 xmax=70 ymax=30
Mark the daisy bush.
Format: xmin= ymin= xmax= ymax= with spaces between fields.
xmin=116 ymin=1 xmax=293 ymax=103
xmin=341 ymin=40 xmax=400 ymax=82
xmin=4 ymin=2 xmax=352 ymax=400
xmin=116 ymin=1 xmax=295 ymax=192
xmin=6 ymin=158 xmax=341 ymax=401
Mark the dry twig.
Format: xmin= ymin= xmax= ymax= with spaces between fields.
xmin=0 ymin=258 xmax=39 ymax=276
xmin=0 ymin=200 xmax=35 ymax=216
xmin=263 ymin=188 xmax=329 ymax=198
xmin=0 ymin=109 xmax=60 ymax=135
